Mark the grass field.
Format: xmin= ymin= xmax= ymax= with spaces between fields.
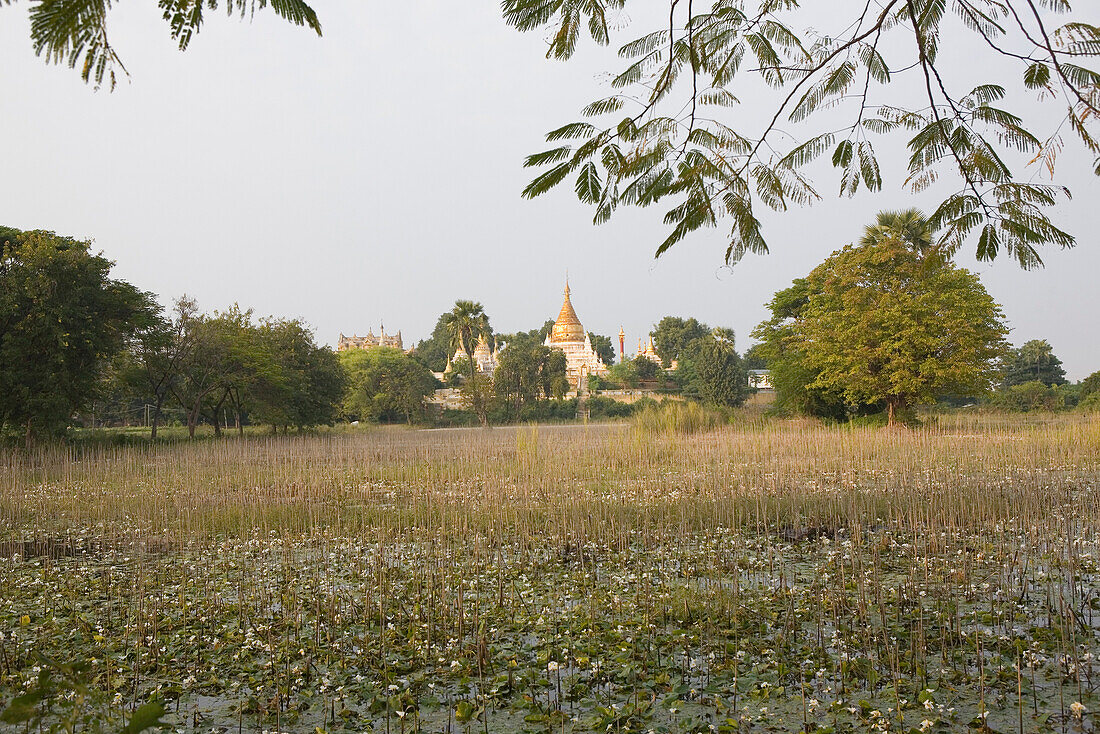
xmin=2 ymin=414 xmax=1099 ymax=733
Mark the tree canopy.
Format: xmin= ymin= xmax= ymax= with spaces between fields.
xmin=650 ymin=316 xmax=710 ymax=365
xmin=0 ymin=227 xmax=154 ymax=444
xmin=1002 ymin=338 xmax=1068 ymax=387
xmin=493 ymin=342 xmax=569 ymax=419
xmin=508 ymin=0 xmax=1099 ymax=268
xmin=670 ymin=328 xmax=751 ymax=408
xmin=753 ymin=210 xmax=1009 ymax=424
xmin=340 ymin=347 xmax=437 ymax=424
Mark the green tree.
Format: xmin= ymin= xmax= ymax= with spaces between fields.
xmin=632 ymin=354 xmax=659 ymax=381
xmin=1001 ymin=339 xmax=1068 ymax=387
xmin=509 ymin=1 xmax=1096 ymax=267
xmin=743 ymin=344 xmax=768 ymax=371
xmin=587 ymin=332 xmax=616 ymax=366
xmin=0 ymin=227 xmax=154 ymax=445
xmin=340 ymin=348 xmax=437 ymax=424
xmin=441 ymin=300 xmax=492 ymax=427
xmin=754 ymin=214 xmax=1008 ymax=425
xmin=494 ymin=342 xmax=569 ymax=419
xmin=250 ymin=317 xmax=346 ymax=432
xmin=992 ymin=380 xmax=1068 ymax=411
xmin=118 ymin=296 xmax=198 ymax=439
xmin=683 ymin=329 xmax=749 ymax=408
xmin=606 ymin=360 xmax=640 ymax=389
xmin=650 ymin=317 xmax=710 ymax=365
xmin=8 ymin=0 xmax=321 ymax=89
xmin=1080 ymin=370 xmax=1100 ymax=402
xmin=168 ymin=306 xmax=269 ymax=438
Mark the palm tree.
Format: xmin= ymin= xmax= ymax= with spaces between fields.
xmin=1020 ymin=339 xmax=1054 ymax=382
xmin=859 ymin=209 xmax=935 ymax=254
xmin=442 ymin=300 xmax=491 ymax=427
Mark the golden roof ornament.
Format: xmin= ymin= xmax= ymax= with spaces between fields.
xmin=550 ymin=278 xmax=586 ymax=343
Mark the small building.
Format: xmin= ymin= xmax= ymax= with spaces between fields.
xmin=749 ymin=369 xmax=773 ymax=391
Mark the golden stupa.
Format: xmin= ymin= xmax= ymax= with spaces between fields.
xmin=549 ymin=282 xmax=586 ymax=343
xmin=543 ymin=279 xmax=610 ymax=388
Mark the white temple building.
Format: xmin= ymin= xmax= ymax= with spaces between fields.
xmin=544 ymin=280 xmax=610 ymax=388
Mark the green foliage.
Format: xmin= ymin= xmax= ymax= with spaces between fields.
xmin=442 ymin=300 xmax=493 ymax=426
xmin=1001 ymin=339 xmax=1068 ymax=388
xmin=0 ymin=652 xmax=165 ymax=732
xmin=412 ymin=314 xmax=455 ymax=372
xmin=507 ymin=1 xmax=1097 ymax=266
xmin=991 ymin=381 xmax=1069 ymax=412
xmin=1080 ymin=370 xmax=1100 ymax=402
xmin=340 ymin=347 xmax=437 ymax=424
xmin=7 ymin=0 xmax=321 ymax=89
xmin=584 ymin=395 xmax=638 ymax=420
xmin=682 ymin=330 xmax=749 ymax=408
xmin=493 ymin=342 xmax=569 ymax=419
xmin=0 ymin=227 xmax=154 ymax=444
xmin=250 ymin=316 xmax=347 ymax=429
xmin=743 ymin=344 xmax=768 ymax=370
xmin=650 ymin=316 xmax=709 ymax=365
xmin=587 ymin=331 xmax=616 ymax=366
xmin=753 ymin=210 xmax=1008 ymax=424
xmin=606 ymin=360 xmax=640 ymax=389
xmin=632 ymin=354 xmax=659 ymax=381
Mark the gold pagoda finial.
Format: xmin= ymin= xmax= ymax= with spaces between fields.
xmin=549 ymin=277 xmax=585 ymax=343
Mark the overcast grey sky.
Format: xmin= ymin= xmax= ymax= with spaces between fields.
xmin=2 ymin=3 xmax=1096 ymax=378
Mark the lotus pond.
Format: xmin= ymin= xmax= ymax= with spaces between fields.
xmin=2 ymin=417 xmax=1100 ymax=733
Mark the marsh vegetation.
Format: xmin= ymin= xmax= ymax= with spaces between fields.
xmin=2 ymin=415 xmax=1099 ymax=732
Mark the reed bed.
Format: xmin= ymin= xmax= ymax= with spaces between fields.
xmin=1 ymin=414 xmax=1099 ymax=732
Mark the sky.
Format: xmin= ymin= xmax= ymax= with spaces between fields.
xmin=1 ymin=2 xmax=1097 ymax=378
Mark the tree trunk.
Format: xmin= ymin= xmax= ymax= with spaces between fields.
xmin=187 ymin=402 xmax=200 ymax=438
xmin=150 ymin=394 xmax=165 ymax=440
xmin=24 ymin=418 xmax=33 ymax=452
xmin=211 ymin=389 xmax=228 ymax=437
xmin=465 ymin=347 xmax=489 ymax=428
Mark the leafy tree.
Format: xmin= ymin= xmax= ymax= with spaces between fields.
xmin=0 ymin=227 xmax=153 ymax=445
xmin=991 ymin=380 xmax=1068 ymax=411
xmin=753 ymin=211 xmax=1008 ymax=425
xmin=509 ymin=1 xmax=1097 ymax=267
xmin=632 ymin=354 xmax=659 ymax=381
xmin=496 ymin=320 xmax=556 ymax=352
xmin=683 ymin=329 xmax=749 ymax=408
xmin=606 ymin=360 xmax=640 ymax=389
xmin=168 ymin=306 xmax=268 ymax=437
xmin=587 ymin=332 xmax=616 ymax=366
xmin=494 ymin=342 xmax=569 ymax=419
xmin=1079 ymin=370 xmax=1100 ymax=402
xmin=441 ymin=300 xmax=492 ymax=427
xmin=1001 ymin=339 xmax=1068 ymax=387
xmin=650 ymin=317 xmax=710 ymax=365
xmin=340 ymin=348 xmax=437 ymax=424
xmin=411 ymin=314 xmax=454 ymax=373
xmin=250 ymin=317 xmax=346 ymax=432
xmin=117 ymin=296 xmax=199 ymax=439
xmin=743 ymin=344 xmax=768 ymax=371
xmin=7 ymin=0 xmax=321 ymax=89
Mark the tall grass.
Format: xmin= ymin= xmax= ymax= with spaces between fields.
xmin=631 ymin=400 xmax=722 ymax=435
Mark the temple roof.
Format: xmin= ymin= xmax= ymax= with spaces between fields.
xmin=549 ymin=281 xmax=586 ymax=343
